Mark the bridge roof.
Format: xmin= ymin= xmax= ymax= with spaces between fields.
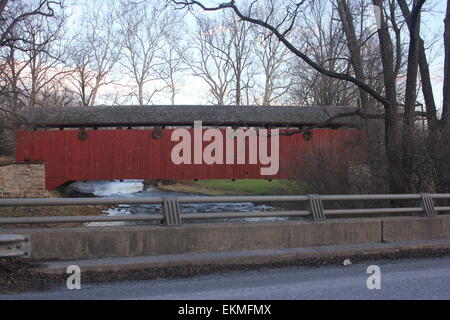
xmin=17 ymin=105 xmax=363 ymax=128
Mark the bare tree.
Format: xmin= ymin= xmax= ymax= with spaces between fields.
xmin=157 ymin=30 xmax=188 ymax=105
xmin=118 ymin=1 xmax=178 ymax=106
xmin=1 ymin=0 xmax=63 ymax=111
xmin=67 ymin=42 xmax=96 ymax=107
xmin=289 ymin=0 xmax=358 ymax=107
xmin=67 ymin=0 xmax=122 ymax=106
xmin=224 ymin=11 xmax=256 ymax=105
xmin=21 ymin=7 xmax=69 ymax=107
xmin=0 ymin=0 xmax=63 ymax=155
xmin=188 ymin=17 xmax=235 ymax=105
xmin=254 ymin=31 xmax=293 ymax=105
xmin=1 ymin=41 xmax=28 ymax=112
xmin=0 ymin=0 xmax=61 ymax=48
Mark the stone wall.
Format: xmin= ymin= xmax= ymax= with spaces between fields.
xmin=0 ymin=163 xmax=50 ymax=198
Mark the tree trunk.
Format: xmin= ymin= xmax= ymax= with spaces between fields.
xmin=138 ymin=82 xmax=144 ymax=106
xmin=338 ymin=0 xmax=385 ymax=193
xmin=401 ymin=0 xmax=424 ymax=193
xmin=171 ymin=90 xmax=176 ymax=105
xmin=235 ymin=72 xmax=241 ymax=105
xmin=373 ymin=0 xmax=404 ymax=194
xmin=90 ymin=86 xmax=99 ymax=107
xmin=263 ymin=76 xmax=270 ymax=106
xmin=337 ymin=0 xmax=370 ymax=111
xmin=170 ymin=75 xmax=176 ymax=105
xmin=435 ymin=0 xmax=450 ymax=193
xmin=443 ymin=0 xmax=450 ymax=125
xmin=418 ymin=38 xmax=438 ymax=128
xmin=399 ymin=0 xmax=443 ymax=193
xmin=29 ymin=60 xmax=37 ymax=108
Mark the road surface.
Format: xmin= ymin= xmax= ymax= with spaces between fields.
xmin=1 ymin=256 xmax=450 ymax=300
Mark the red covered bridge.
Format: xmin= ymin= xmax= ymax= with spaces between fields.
xmin=14 ymin=105 xmax=367 ymax=190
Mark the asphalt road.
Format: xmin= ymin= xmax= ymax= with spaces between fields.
xmin=1 ymin=256 xmax=450 ymax=300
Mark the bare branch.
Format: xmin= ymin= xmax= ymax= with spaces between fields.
xmin=172 ymin=0 xmax=389 ymax=105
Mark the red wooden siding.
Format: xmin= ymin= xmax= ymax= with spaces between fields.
xmin=15 ymin=128 xmax=367 ymax=190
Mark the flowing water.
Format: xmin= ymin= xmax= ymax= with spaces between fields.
xmin=71 ymin=180 xmax=284 ymax=226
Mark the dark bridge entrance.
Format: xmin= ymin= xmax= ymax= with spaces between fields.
xmin=14 ymin=105 xmax=367 ymax=190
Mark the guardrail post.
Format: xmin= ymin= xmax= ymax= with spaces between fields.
xmin=308 ymin=194 xmax=326 ymax=221
xmin=420 ymin=193 xmax=437 ymax=217
xmin=0 ymin=234 xmax=31 ymax=258
xmin=162 ymin=197 xmax=182 ymax=225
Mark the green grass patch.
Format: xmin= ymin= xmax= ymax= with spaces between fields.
xmin=159 ymin=179 xmax=306 ymax=196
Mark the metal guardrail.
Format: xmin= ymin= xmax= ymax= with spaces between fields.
xmin=0 ymin=234 xmax=31 ymax=258
xmin=0 ymin=193 xmax=449 ymax=226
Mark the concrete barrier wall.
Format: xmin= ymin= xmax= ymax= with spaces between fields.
xmin=382 ymin=216 xmax=450 ymax=242
xmin=8 ymin=219 xmax=380 ymax=261
xmin=4 ymin=215 xmax=450 ymax=261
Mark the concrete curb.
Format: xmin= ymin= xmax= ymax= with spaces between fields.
xmin=35 ymin=238 xmax=450 ymax=274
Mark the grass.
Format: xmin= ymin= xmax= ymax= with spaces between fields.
xmin=0 ymin=204 xmax=109 ymax=229
xmin=0 ymin=205 xmax=108 ymax=218
xmin=158 ymin=179 xmax=306 ymax=196
xmin=0 ymin=189 xmax=107 ymax=219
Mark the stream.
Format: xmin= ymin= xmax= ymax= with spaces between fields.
xmin=70 ymin=180 xmax=284 ymax=226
